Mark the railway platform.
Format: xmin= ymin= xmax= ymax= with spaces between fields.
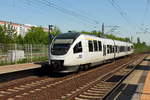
xmin=106 ymin=55 xmax=150 ymax=100
xmin=0 ymin=63 xmax=42 ymax=75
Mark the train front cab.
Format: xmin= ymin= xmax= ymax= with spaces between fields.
xmin=49 ymin=33 xmax=89 ymax=73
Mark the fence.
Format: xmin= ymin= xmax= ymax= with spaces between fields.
xmin=0 ymin=43 xmax=48 ymax=66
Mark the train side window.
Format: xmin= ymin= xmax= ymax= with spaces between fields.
xmin=118 ymin=46 xmax=120 ymax=53
xmin=73 ymin=41 xmax=82 ymax=53
xmin=94 ymin=40 xmax=98 ymax=51
xmin=112 ymin=46 xmax=114 ymax=53
xmin=107 ymin=45 xmax=110 ymax=54
xmin=120 ymin=46 xmax=125 ymax=52
xmin=120 ymin=46 xmax=122 ymax=52
xmin=110 ymin=45 xmax=112 ymax=53
xmin=98 ymin=41 xmax=102 ymax=51
xmin=127 ymin=46 xmax=130 ymax=51
xmin=115 ymin=46 xmax=117 ymax=53
xmin=88 ymin=40 xmax=93 ymax=52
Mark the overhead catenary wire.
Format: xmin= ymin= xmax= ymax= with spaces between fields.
xmin=107 ymin=0 xmax=130 ymax=24
xmin=43 ymin=0 xmax=100 ymax=24
xmin=140 ymin=0 xmax=150 ymax=33
xmin=56 ymin=0 xmax=100 ymax=24
xmin=29 ymin=0 xmax=100 ymax=26
xmin=107 ymin=0 xmax=144 ymax=36
xmin=22 ymin=0 xmax=99 ymax=29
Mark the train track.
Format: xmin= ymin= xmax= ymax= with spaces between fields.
xmin=0 ymin=54 xmax=146 ymax=100
xmin=58 ymin=54 xmax=146 ymax=100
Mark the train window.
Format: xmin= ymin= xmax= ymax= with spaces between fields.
xmin=127 ymin=46 xmax=129 ymax=51
xmin=114 ymin=46 xmax=117 ymax=53
xmin=120 ymin=46 xmax=123 ymax=52
xmin=110 ymin=45 xmax=113 ymax=53
xmin=127 ymin=46 xmax=128 ymax=51
xmin=128 ymin=46 xmax=131 ymax=51
xmin=98 ymin=41 xmax=102 ymax=51
xmin=124 ymin=46 xmax=125 ymax=52
xmin=120 ymin=46 xmax=125 ymax=52
xmin=73 ymin=41 xmax=82 ymax=53
xmin=119 ymin=46 xmax=121 ymax=52
xmin=94 ymin=40 xmax=98 ymax=51
xmin=88 ymin=40 xmax=93 ymax=52
xmin=118 ymin=46 xmax=120 ymax=53
xmin=107 ymin=45 xmax=110 ymax=54
xmin=112 ymin=46 xmax=115 ymax=53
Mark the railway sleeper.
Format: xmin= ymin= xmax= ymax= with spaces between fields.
xmin=75 ymin=97 xmax=91 ymax=100
xmin=83 ymin=91 xmax=105 ymax=96
xmin=78 ymin=94 xmax=103 ymax=99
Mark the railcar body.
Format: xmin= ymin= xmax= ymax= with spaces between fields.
xmin=49 ymin=32 xmax=133 ymax=73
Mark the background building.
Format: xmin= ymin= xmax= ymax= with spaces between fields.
xmin=0 ymin=20 xmax=48 ymax=36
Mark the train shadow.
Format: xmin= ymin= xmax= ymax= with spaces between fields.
xmin=35 ymin=63 xmax=73 ymax=78
xmin=0 ymin=62 xmax=73 ymax=83
xmin=0 ymin=68 xmax=40 ymax=83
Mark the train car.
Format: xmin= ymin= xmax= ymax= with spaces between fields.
xmin=49 ymin=32 xmax=133 ymax=73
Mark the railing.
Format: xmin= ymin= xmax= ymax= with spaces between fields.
xmin=0 ymin=43 xmax=48 ymax=66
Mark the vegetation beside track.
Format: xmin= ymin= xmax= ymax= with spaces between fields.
xmin=0 ymin=25 xmax=150 ymax=66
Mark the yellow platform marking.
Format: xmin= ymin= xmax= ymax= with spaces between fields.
xmin=141 ymin=71 xmax=150 ymax=100
xmin=140 ymin=55 xmax=150 ymax=100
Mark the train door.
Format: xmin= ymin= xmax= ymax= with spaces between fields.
xmin=113 ymin=40 xmax=116 ymax=59
xmin=103 ymin=45 xmax=106 ymax=56
xmin=72 ymin=41 xmax=84 ymax=64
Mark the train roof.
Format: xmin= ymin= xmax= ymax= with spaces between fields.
xmin=57 ymin=32 xmax=132 ymax=44
xmin=56 ymin=32 xmax=81 ymax=39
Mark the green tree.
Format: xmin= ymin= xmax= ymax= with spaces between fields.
xmin=81 ymin=30 xmax=102 ymax=36
xmin=1 ymin=23 xmax=18 ymax=43
xmin=24 ymin=27 xmax=48 ymax=44
xmin=0 ymin=26 xmax=6 ymax=43
xmin=16 ymin=35 xmax=24 ymax=44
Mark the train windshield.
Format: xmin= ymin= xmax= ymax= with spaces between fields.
xmin=51 ymin=39 xmax=73 ymax=55
xmin=51 ymin=33 xmax=80 ymax=55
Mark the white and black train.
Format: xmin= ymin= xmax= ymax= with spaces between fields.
xmin=49 ymin=32 xmax=133 ymax=73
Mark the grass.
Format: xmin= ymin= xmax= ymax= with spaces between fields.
xmin=134 ymin=47 xmax=150 ymax=53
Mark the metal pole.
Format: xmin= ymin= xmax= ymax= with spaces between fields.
xmin=15 ymin=43 xmax=17 ymax=64
xmin=31 ymin=44 xmax=32 ymax=62
xmin=48 ymin=25 xmax=53 ymax=65
xmin=102 ymin=23 xmax=104 ymax=37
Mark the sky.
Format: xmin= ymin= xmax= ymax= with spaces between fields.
xmin=0 ymin=0 xmax=150 ymax=44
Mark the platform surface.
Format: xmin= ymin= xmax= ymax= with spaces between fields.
xmin=0 ymin=63 xmax=42 ymax=75
xmin=105 ymin=54 xmax=150 ymax=100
